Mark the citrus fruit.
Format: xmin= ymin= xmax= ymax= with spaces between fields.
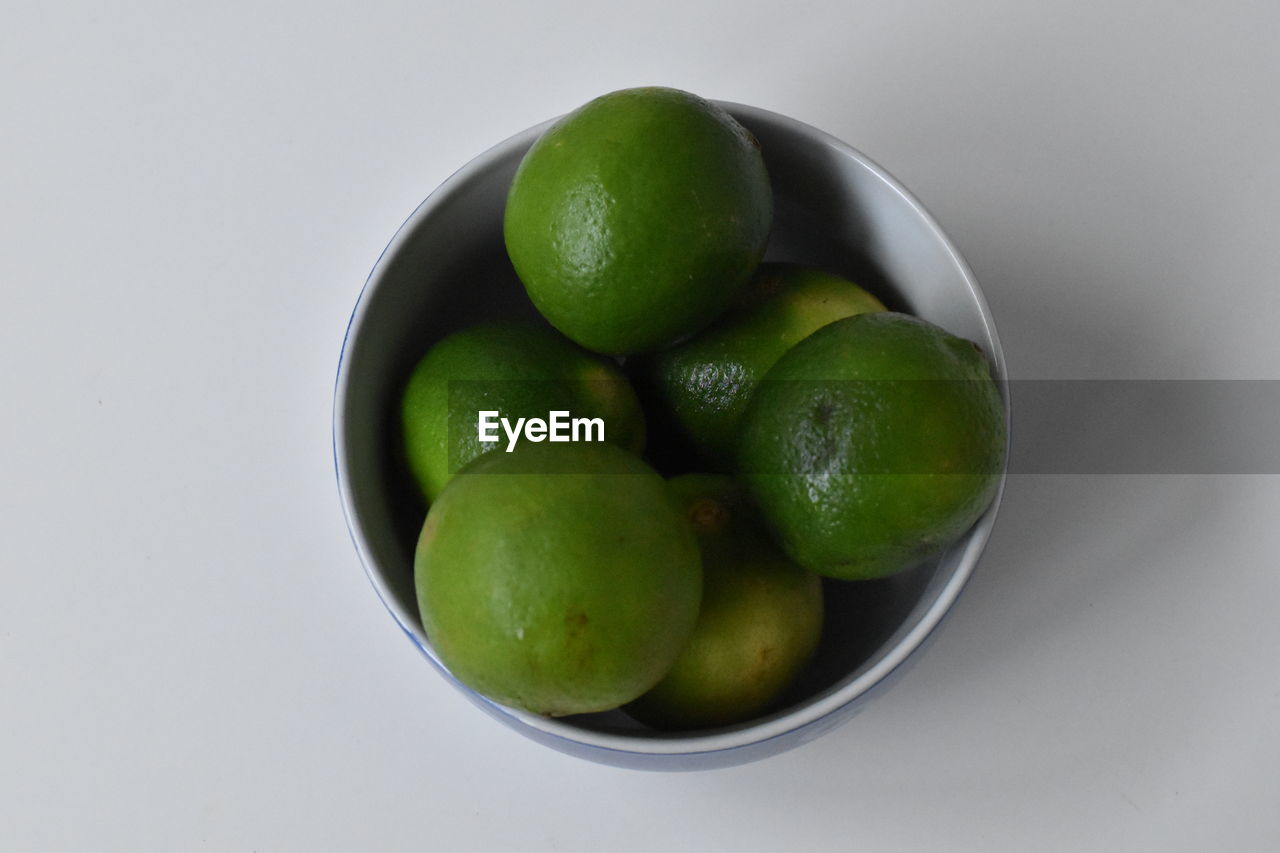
xmin=503 ymin=86 xmax=772 ymax=355
xmin=626 ymin=475 xmax=822 ymax=729
xmin=400 ymin=323 xmax=645 ymax=503
xmin=414 ymin=442 xmax=702 ymax=716
xmin=635 ymin=263 xmax=885 ymax=469
xmin=738 ymin=312 xmax=1006 ymax=580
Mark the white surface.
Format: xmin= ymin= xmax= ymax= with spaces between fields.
xmin=2 ymin=2 xmax=1277 ymax=850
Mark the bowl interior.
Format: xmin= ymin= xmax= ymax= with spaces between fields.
xmin=335 ymin=104 xmax=1004 ymax=751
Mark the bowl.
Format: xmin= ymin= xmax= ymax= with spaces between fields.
xmin=333 ymin=101 xmax=1008 ymax=770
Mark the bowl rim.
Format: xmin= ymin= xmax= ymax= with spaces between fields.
xmin=333 ymin=100 xmax=1009 ymax=758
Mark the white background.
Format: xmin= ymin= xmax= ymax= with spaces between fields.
xmin=3 ymin=2 xmax=1279 ymax=850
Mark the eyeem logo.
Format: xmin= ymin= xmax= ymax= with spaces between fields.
xmin=478 ymin=410 xmax=605 ymax=453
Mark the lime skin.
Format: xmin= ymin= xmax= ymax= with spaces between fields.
xmin=504 ymin=87 xmax=773 ymax=355
xmin=414 ymin=443 xmax=702 ymax=717
xmin=635 ymin=263 xmax=885 ymax=470
xmin=400 ymin=322 xmax=645 ymax=503
xmin=738 ymin=313 xmax=1007 ymax=580
xmin=626 ymin=475 xmax=823 ymax=730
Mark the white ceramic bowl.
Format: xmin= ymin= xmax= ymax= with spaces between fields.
xmin=333 ymin=102 xmax=1008 ymax=770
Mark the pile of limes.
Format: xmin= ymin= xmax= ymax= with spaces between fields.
xmin=400 ymin=87 xmax=1006 ymax=728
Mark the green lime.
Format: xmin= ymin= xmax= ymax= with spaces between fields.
xmin=415 ymin=443 xmax=702 ymax=716
xmin=738 ymin=313 xmax=1006 ymax=580
xmin=400 ymin=323 xmax=645 ymax=503
xmin=626 ymin=475 xmax=822 ymax=729
xmin=636 ymin=263 xmax=885 ymax=469
xmin=504 ymin=87 xmax=772 ymax=355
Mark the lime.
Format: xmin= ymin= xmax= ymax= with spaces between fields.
xmin=738 ymin=312 xmax=1006 ymax=580
xmin=636 ymin=263 xmax=885 ymax=469
xmin=415 ymin=442 xmax=702 ymax=716
xmin=400 ymin=323 xmax=645 ymax=503
xmin=504 ymin=87 xmax=772 ymax=354
xmin=626 ymin=475 xmax=822 ymax=729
